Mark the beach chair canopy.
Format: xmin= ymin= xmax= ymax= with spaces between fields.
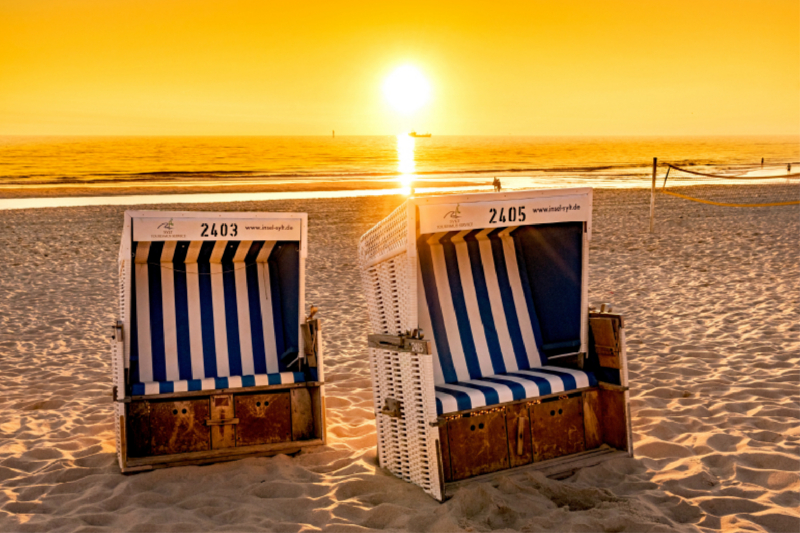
xmin=125 ymin=213 xmax=315 ymax=396
xmin=418 ymin=222 xmax=596 ymax=415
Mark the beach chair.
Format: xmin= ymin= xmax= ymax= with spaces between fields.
xmin=358 ymin=189 xmax=632 ymax=501
xmin=112 ymin=211 xmax=325 ymax=472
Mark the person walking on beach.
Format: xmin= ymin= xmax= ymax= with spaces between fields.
xmin=492 ymin=177 xmax=502 ymax=192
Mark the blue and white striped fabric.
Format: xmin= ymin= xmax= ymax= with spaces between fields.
xmin=434 ymin=366 xmax=596 ymax=415
xmin=131 ymin=371 xmax=312 ymax=396
xmin=417 ymin=224 xmax=593 ymax=415
xmin=129 ymin=240 xmax=305 ymax=396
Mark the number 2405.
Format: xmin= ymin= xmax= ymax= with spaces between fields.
xmin=201 ymin=222 xmax=238 ymax=237
xmin=489 ymin=206 xmax=526 ymax=223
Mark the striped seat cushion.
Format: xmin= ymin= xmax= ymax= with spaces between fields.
xmin=130 ymin=239 xmax=302 ymax=395
xmin=131 ymin=369 xmax=318 ymax=396
xmin=435 ymin=366 xmax=596 ymax=415
xmin=417 ymin=223 xmax=584 ymax=386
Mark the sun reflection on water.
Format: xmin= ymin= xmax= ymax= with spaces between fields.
xmin=396 ymin=134 xmax=416 ymax=195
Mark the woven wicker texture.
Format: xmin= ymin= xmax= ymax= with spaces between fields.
xmin=359 ymin=200 xmax=442 ymax=500
xmin=114 ymin=256 xmax=128 ymax=469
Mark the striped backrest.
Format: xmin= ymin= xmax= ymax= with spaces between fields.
xmin=417 ymin=222 xmax=584 ymax=385
xmin=130 ymin=240 xmax=300 ymax=385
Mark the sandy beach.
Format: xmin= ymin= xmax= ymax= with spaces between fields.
xmin=0 ymin=188 xmax=797 ymax=532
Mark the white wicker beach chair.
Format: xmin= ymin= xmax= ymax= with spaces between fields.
xmin=358 ymin=189 xmax=632 ymax=501
xmin=112 ymin=211 xmax=325 ymax=472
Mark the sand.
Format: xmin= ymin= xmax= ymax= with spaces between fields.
xmin=0 ymin=189 xmax=797 ymax=532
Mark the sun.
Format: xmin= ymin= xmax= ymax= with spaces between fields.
xmin=383 ymin=65 xmax=431 ymax=114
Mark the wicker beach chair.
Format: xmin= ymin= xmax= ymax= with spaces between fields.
xmin=358 ymin=189 xmax=632 ymax=501
xmin=112 ymin=211 xmax=325 ymax=472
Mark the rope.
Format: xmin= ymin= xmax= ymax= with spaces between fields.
xmin=659 ymin=189 xmax=800 ymax=207
xmin=667 ymin=164 xmax=800 ymax=180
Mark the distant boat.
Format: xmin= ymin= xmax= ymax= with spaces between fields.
xmin=409 ymin=132 xmax=431 ymax=138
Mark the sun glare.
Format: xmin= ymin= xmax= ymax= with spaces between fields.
xmin=396 ymin=134 xmax=416 ymax=194
xmin=383 ymin=66 xmax=431 ymax=114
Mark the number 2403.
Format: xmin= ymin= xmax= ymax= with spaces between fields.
xmin=489 ymin=206 xmax=526 ymax=223
xmin=201 ymin=222 xmax=238 ymax=237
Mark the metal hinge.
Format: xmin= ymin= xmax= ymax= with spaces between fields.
xmin=380 ymin=398 xmax=403 ymax=418
xmin=368 ymin=329 xmax=431 ymax=355
xmin=111 ymin=320 xmax=123 ymax=342
xmin=111 ymin=386 xmax=131 ymax=403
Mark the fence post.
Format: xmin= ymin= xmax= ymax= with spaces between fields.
xmin=650 ymin=157 xmax=657 ymax=234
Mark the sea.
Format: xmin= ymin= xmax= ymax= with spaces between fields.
xmin=0 ymin=135 xmax=797 ymax=208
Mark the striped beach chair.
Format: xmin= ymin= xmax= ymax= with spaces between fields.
xmin=359 ymin=189 xmax=632 ymax=501
xmin=112 ymin=211 xmax=325 ymax=472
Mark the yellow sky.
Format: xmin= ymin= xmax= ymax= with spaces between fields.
xmin=1 ymin=0 xmax=797 ymax=135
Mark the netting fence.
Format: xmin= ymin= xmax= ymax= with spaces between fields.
xmin=660 ymin=162 xmax=800 ymax=208
xmin=646 ymin=159 xmax=800 ymax=232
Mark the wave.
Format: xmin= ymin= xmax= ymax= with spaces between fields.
xmin=0 ymin=162 xmax=663 ymax=185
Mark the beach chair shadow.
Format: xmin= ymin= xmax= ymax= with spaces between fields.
xmin=112 ymin=211 xmax=326 ymax=472
xmin=358 ymin=189 xmax=632 ymax=501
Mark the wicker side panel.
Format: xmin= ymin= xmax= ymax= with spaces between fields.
xmin=361 ymin=200 xmax=439 ymax=499
xmin=359 ymin=201 xmax=409 ymax=267
xmin=371 ymin=349 xmax=407 ymax=478
xmin=112 ymin=336 xmax=123 ymax=469
xmin=362 ymin=254 xmax=417 ymax=336
xmin=358 ymin=201 xmax=416 ymax=336
xmin=115 ymin=254 xmax=129 ymax=469
xmin=371 ymin=347 xmax=442 ymax=501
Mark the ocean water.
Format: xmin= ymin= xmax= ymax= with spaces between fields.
xmin=1 ymin=135 xmax=797 ymax=187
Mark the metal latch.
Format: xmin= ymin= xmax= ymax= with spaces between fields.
xmin=368 ymin=329 xmax=431 ymax=355
xmin=111 ymin=386 xmax=131 ymax=403
xmin=381 ymin=398 xmax=403 ymax=418
xmin=205 ymin=418 xmax=240 ymax=426
xmin=111 ymin=320 xmax=123 ymax=342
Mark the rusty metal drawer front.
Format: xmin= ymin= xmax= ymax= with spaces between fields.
xmin=149 ymin=399 xmax=211 ymax=456
xmin=235 ymin=392 xmax=292 ymax=446
xmin=531 ymin=396 xmax=585 ymax=462
xmin=446 ymin=410 xmax=510 ymax=481
xmin=127 ymin=401 xmax=152 ymax=457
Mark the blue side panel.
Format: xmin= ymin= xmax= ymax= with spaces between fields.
xmin=510 ymin=228 xmax=546 ymax=362
xmin=270 ymin=242 xmax=300 ymax=372
xmin=130 ymin=243 xmax=140 ymax=387
xmin=514 ymin=223 xmax=583 ymax=357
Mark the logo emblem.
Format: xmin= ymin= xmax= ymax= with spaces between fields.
xmin=157 ymin=218 xmax=175 ymax=231
xmin=443 ymin=204 xmax=462 ymax=220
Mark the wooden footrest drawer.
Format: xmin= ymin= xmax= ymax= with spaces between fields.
xmin=125 ymin=386 xmax=319 ymax=458
xmin=439 ymin=392 xmax=592 ymax=483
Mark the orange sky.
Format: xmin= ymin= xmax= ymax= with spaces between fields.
xmin=1 ymin=0 xmax=798 ymax=136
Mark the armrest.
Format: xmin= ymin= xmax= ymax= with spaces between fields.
xmin=589 ymin=311 xmax=624 ymax=370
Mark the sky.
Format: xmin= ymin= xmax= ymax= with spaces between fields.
xmin=0 ymin=0 xmax=798 ymax=136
